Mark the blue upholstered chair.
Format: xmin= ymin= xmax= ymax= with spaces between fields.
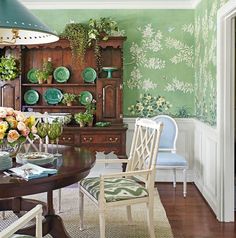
xmin=152 ymin=115 xmax=188 ymax=197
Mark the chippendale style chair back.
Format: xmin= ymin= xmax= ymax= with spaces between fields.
xmin=0 ymin=205 xmax=43 ymax=238
xmin=79 ymin=118 xmax=163 ymax=238
xmin=152 ymin=115 xmax=188 ymax=197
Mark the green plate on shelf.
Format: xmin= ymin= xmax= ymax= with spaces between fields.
xmin=27 ymin=68 xmax=38 ymax=83
xmin=53 ymin=66 xmax=70 ymax=83
xmin=24 ymin=90 xmax=39 ymax=105
xmin=79 ymin=91 xmax=93 ymax=105
xmin=81 ymin=67 xmax=97 ymax=83
xmin=43 ymin=88 xmax=63 ymax=105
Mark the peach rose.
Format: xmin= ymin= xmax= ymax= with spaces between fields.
xmin=31 ymin=125 xmax=37 ymax=134
xmin=16 ymin=112 xmax=26 ymax=122
xmin=17 ymin=121 xmax=27 ymax=131
xmin=21 ymin=127 xmax=30 ymax=137
xmin=6 ymin=107 xmax=15 ymax=116
xmin=0 ymin=132 xmax=5 ymax=140
xmin=6 ymin=116 xmax=18 ymax=129
xmin=7 ymin=130 xmax=20 ymax=143
xmin=0 ymin=108 xmax=7 ymax=119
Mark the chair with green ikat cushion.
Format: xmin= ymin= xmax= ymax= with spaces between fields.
xmin=78 ymin=118 xmax=163 ymax=238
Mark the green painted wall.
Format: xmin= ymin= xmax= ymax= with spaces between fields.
xmin=194 ymin=0 xmax=228 ymax=126
xmin=32 ymin=9 xmax=194 ymax=117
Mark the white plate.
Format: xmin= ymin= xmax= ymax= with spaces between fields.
xmin=16 ymin=152 xmax=55 ymax=165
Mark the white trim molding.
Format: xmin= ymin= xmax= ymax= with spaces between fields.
xmin=217 ymin=0 xmax=236 ymax=222
xmin=21 ymin=0 xmax=199 ymax=10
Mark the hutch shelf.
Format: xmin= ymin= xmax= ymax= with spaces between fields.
xmin=0 ymin=36 xmax=127 ymax=160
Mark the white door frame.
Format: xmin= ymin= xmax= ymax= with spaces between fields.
xmin=217 ymin=0 xmax=236 ymax=222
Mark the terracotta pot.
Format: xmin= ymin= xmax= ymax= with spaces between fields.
xmin=79 ymin=122 xmax=85 ymax=127
xmin=38 ymin=78 xmax=44 ymax=84
xmin=47 ymin=75 xmax=53 ymax=84
xmin=88 ymin=121 xmax=93 ymax=127
xmin=66 ymin=102 xmax=72 ymax=107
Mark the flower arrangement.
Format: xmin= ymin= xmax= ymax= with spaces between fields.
xmin=128 ymin=93 xmax=172 ymax=117
xmin=0 ymin=107 xmax=37 ymax=146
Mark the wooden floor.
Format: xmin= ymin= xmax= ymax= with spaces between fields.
xmin=157 ymin=183 xmax=236 ymax=238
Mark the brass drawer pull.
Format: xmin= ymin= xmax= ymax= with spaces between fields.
xmin=109 ymin=137 xmax=118 ymax=142
xmin=62 ymin=137 xmax=71 ymax=141
xmin=83 ymin=137 xmax=93 ymax=142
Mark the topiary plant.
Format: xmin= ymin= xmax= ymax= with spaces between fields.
xmin=0 ymin=56 xmax=19 ymax=81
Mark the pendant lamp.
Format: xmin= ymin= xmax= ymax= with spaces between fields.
xmin=0 ymin=0 xmax=59 ymax=45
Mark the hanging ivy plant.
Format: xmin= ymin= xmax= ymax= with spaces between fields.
xmin=61 ymin=18 xmax=120 ymax=67
xmin=0 ymin=56 xmax=20 ymax=81
xmin=88 ymin=17 xmax=119 ymax=70
xmin=60 ymin=23 xmax=88 ymax=63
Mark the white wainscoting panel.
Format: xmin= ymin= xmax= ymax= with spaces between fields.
xmin=124 ymin=117 xmax=194 ymax=182
xmin=193 ymin=119 xmax=218 ymax=214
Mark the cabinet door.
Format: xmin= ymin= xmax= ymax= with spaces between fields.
xmin=0 ymin=80 xmax=20 ymax=110
xmin=96 ymin=78 xmax=122 ymax=123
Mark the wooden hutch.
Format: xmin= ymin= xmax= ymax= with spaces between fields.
xmin=0 ymin=37 xmax=127 ymax=159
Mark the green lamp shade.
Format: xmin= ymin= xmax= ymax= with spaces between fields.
xmin=0 ymin=0 xmax=59 ymax=45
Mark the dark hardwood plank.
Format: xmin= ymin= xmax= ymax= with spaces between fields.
xmin=157 ymin=183 xmax=236 ymax=238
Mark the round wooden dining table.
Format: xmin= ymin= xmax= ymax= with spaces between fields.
xmin=0 ymin=144 xmax=96 ymax=238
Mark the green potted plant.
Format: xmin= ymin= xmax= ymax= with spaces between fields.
xmin=35 ymin=69 xmax=47 ymax=84
xmin=62 ymin=93 xmax=77 ymax=106
xmin=60 ymin=23 xmax=88 ymax=63
xmin=42 ymin=58 xmax=53 ymax=84
xmin=85 ymin=99 xmax=96 ymax=115
xmin=74 ymin=112 xmax=93 ymax=127
xmin=84 ymin=112 xmax=94 ymax=127
xmin=74 ymin=112 xmax=86 ymax=127
xmin=0 ymin=56 xmax=19 ymax=81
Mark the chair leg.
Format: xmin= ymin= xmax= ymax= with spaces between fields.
xmin=183 ymin=169 xmax=187 ymax=197
xmin=126 ymin=205 xmax=133 ymax=225
xmin=58 ymin=189 xmax=62 ymax=213
xmin=99 ymin=209 xmax=106 ymax=238
xmin=79 ymin=189 xmax=84 ymax=231
xmin=146 ymin=202 xmax=155 ymax=238
xmin=2 ymin=211 xmax=5 ymax=220
xmin=173 ymin=169 xmax=176 ymax=188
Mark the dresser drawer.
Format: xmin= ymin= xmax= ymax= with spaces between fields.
xmin=80 ymin=134 xmax=121 ymax=144
xmin=59 ymin=133 xmax=74 ymax=145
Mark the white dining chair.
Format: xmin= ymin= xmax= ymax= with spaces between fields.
xmin=78 ymin=118 xmax=163 ymax=238
xmin=152 ymin=115 xmax=188 ymax=197
xmin=0 ymin=204 xmax=43 ymax=238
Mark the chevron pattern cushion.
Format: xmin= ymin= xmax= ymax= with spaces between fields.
xmin=80 ymin=177 xmax=148 ymax=202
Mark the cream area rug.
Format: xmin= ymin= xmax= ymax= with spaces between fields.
xmin=0 ymin=187 xmax=173 ymax=238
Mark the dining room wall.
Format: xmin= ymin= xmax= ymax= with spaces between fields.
xmin=194 ymin=0 xmax=229 ymax=126
xmin=32 ymin=9 xmax=195 ymax=118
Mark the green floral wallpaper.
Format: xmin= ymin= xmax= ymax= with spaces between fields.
xmin=32 ymin=9 xmax=195 ymax=117
xmin=194 ymin=0 xmax=228 ymax=126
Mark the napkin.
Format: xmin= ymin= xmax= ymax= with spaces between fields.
xmin=9 ymin=163 xmax=57 ymax=180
